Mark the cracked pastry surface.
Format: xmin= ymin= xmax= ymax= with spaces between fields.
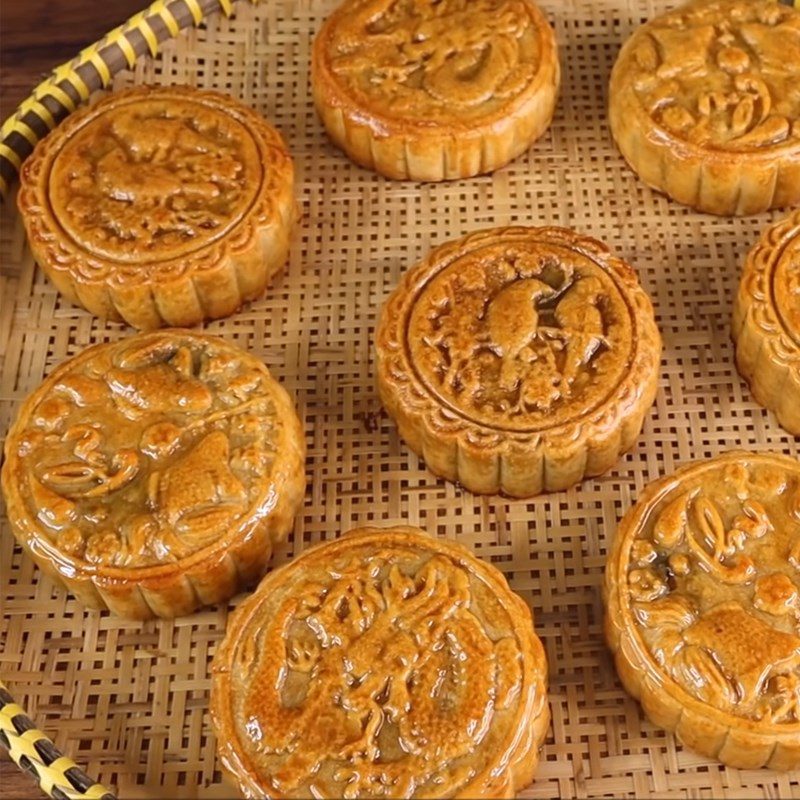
xmin=609 ymin=0 xmax=800 ymax=215
xmin=17 ymin=86 xmax=296 ymax=329
xmin=311 ymin=0 xmax=559 ymax=180
xmin=605 ymin=452 xmax=800 ymax=769
xmin=1 ymin=330 xmax=306 ymax=619
xmin=210 ymin=526 xmax=549 ymax=799
xmin=733 ymin=210 xmax=800 ymax=435
xmin=374 ymin=226 xmax=661 ymax=497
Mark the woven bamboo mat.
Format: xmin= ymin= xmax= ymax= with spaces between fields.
xmin=2 ymin=0 xmax=800 ymax=797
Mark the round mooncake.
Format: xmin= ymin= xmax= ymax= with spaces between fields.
xmin=375 ymin=226 xmax=662 ymax=497
xmin=17 ymin=86 xmax=296 ymax=329
xmin=1 ymin=331 xmax=306 ymax=619
xmin=733 ymin=210 xmax=800 ymax=435
xmin=609 ymin=0 xmax=800 ymax=216
xmin=605 ymin=452 xmax=800 ymax=769
xmin=311 ymin=0 xmax=560 ymax=181
xmin=210 ymin=525 xmax=549 ymax=799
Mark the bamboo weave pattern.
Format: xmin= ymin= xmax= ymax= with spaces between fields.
xmin=1 ymin=0 xmax=800 ymax=798
xmin=0 ymin=682 xmax=115 ymax=800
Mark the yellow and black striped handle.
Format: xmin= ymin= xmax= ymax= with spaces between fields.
xmin=0 ymin=0 xmax=249 ymax=196
xmin=0 ymin=682 xmax=115 ymax=800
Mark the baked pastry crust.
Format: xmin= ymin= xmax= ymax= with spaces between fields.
xmin=311 ymin=0 xmax=559 ymax=181
xmin=1 ymin=331 xmax=306 ymax=619
xmin=374 ymin=226 xmax=662 ymax=497
xmin=17 ymin=86 xmax=296 ymax=329
xmin=210 ymin=525 xmax=549 ymax=799
xmin=609 ymin=0 xmax=800 ymax=216
xmin=605 ymin=451 xmax=800 ymax=770
xmin=733 ymin=210 xmax=800 ymax=435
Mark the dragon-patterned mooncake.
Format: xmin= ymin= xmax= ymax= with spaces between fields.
xmin=311 ymin=0 xmax=560 ymax=180
xmin=374 ymin=226 xmax=662 ymax=496
xmin=1 ymin=331 xmax=306 ymax=618
xmin=17 ymin=86 xmax=296 ymax=329
xmin=609 ymin=0 xmax=800 ymax=215
xmin=210 ymin=525 xmax=549 ymax=798
xmin=605 ymin=452 xmax=800 ymax=769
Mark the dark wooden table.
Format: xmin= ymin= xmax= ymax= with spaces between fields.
xmin=1 ymin=0 xmax=144 ymax=118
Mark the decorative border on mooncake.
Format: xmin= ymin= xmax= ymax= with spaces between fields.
xmin=311 ymin=0 xmax=558 ymax=135
xmin=0 ymin=330 xmax=306 ymax=619
xmin=375 ymin=226 xmax=662 ymax=455
xmin=604 ymin=452 xmax=800 ymax=769
xmin=734 ymin=210 xmax=800 ymax=369
xmin=210 ymin=526 xmax=550 ymax=800
xmin=16 ymin=85 xmax=294 ymax=289
xmin=613 ymin=0 xmax=800 ymax=161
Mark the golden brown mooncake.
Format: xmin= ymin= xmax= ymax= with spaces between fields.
xmin=210 ymin=525 xmax=549 ymax=799
xmin=605 ymin=452 xmax=800 ymax=770
xmin=311 ymin=0 xmax=560 ymax=181
xmin=17 ymin=86 xmax=296 ymax=329
xmin=374 ymin=226 xmax=662 ymax=497
xmin=609 ymin=0 xmax=800 ymax=216
xmin=733 ymin=210 xmax=800 ymax=435
xmin=0 ymin=331 xmax=306 ymax=619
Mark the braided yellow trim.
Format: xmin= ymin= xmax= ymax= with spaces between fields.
xmin=11 ymin=119 xmax=39 ymax=147
xmin=158 ymin=5 xmax=183 ymax=35
xmin=184 ymin=0 xmax=205 ymax=25
xmin=0 ymin=143 xmax=22 ymax=170
xmin=0 ymin=683 xmax=113 ymax=799
xmin=130 ymin=11 xmax=161 ymax=55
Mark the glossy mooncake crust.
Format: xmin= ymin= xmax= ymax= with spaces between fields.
xmin=17 ymin=85 xmax=297 ymax=329
xmin=311 ymin=0 xmax=560 ymax=181
xmin=211 ymin=525 xmax=550 ymax=799
xmin=609 ymin=0 xmax=800 ymax=216
xmin=375 ymin=226 xmax=662 ymax=497
xmin=1 ymin=330 xmax=306 ymax=619
xmin=605 ymin=451 xmax=800 ymax=770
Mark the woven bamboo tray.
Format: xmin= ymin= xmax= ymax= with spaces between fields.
xmin=2 ymin=0 xmax=800 ymax=797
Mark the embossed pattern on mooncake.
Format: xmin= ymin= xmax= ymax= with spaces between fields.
xmin=311 ymin=0 xmax=559 ymax=179
xmin=211 ymin=526 xmax=549 ymax=800
xmin=375 ymin=226 xmax=661 ymax=496
xmin=49 ymin=99 xmax=260 ymax=262
xmin=1 ymin=331 xmax=306 ymax=618
xmin=626 ymin=1 xmax=800 ymax=151
xmin=406 ymin=239 xmax=633 ymax=431
xmin=609 ymin=0 xmax=800 ymax=214
xmin=322 ymin=0 xmax=544 ymax=122
xmin=605 ymin=452 xmax=800 ymax=770
xmin=17 ymin=86 xmax=297 ymax=329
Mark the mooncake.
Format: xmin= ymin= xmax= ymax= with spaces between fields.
xmin=1 ymin=331 xmax=306 ymax=618
xmin=311 ymin=0 xmax=559 ymax=180
xmin=211 ymin=525 xmax=550 ymax=798
xmin=375 ymin=226 xmax=662 ymax=496
xmin=609 ymin=0 xmax=800 ymax=215
xmin=733 ymin=210 xmax=800 ymax=435
xmin=605 ymin=451 xmax=800 ymax=769
xmin=17 ymin=86 xmax=296 ymax=329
